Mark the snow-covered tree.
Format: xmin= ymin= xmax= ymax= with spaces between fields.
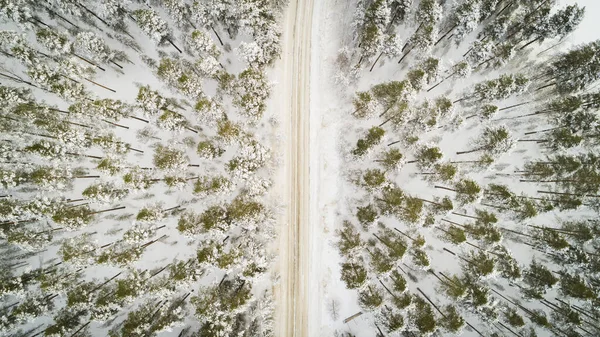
xmin=132 ymin=9 xmax=171 ymax=44
xmin=153 ymin=144 xmax=188 ymax=171
xmin=82 ymin=182 xmax=129 ymax=204
xmin=549 ymin=40 xmax=600 ymax=94
xmin=228 ymin=139 xmax=270 ymax=179
xmin=0 ymin=0 xmax=32 ymax=28
xmin=233 ymin=68 xmax=270 ymax=120
xmin=186 ymin=30 xmax=220 ymax=59
xmin=74 ymin=31 xmax=125 ymax=65
xmin=36 ymin=28 xmax=72 ymax=55
xmin=457 ymin=126 xmax=514 ymax=155
xmin=193 ymin=175 xmax=233 ymax=197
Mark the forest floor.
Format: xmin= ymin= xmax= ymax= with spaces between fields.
xmin=276 ymin=0 xmax=314 ymax=336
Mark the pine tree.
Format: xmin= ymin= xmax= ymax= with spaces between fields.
xmin=549 ymin=40 xmax=600 ymax=94
xmin=353 ymin=126 xmax=385 ymax=157
xmin=457 ymin=126 xmax=514 ymax=155
xmin=340 ymin=261 xmax=368 ymax=289
xmin=411 ymin=295 xmax=436 ymax=334
xmin=522 ymin=260 xmax=558 ymax=299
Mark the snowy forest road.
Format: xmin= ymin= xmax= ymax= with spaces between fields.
xmin=277 ymin=0 xmax=314 ymax=336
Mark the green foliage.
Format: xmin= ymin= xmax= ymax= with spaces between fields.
xmin=358 ymin=286 xmax=384 ymax=310
xmin=356 ymin=204 xmax=378 ymax=229
xmin=440 ymin=305 xmax=464 ymax=333
xmin=378 ymin=306 xmax=404 ymax=333
xmin=193 ymin=176 xmax=231 ymax=195
xmin=52 ymin=204 xmax=94 ymax=229
xmin=375 ymin=227 xmax=407 ymax=259
xmin=45 ymin=307 xmax=85 ymax=336
xmin=217 ymin=119 xmax=242 ymax=143
xmin=337 ymin=221 xmax=362 ymax=255
xmin=453 ymin=179 xmax=482 ymax=205
xmin=136 ymin=206 xmax=162 ymax=222
xmin=414 ymin=146 xmax=443 ymax=168
xmin=378 ymin=148 xmax=403 ymax=170
xmin=153 ymin=144 xmax=187 ymax=170
xmin=493 ymin=246 xmax=521 ymax=280
xmin=522 ymin=261 xmax=558 ymax=299
xmin=352 ymin=126 xmax=385 ymax=157
xmin=552 ymin=40 xmax=600 ymax=94
xmin=464 ymin=251 xmax=495 ymax=277
xmin=411 ymin=296 xmax=436 ymax=334
xmin=505 ymin=307 xmax=525 ymax=327
xmin=378 ymin=186 xmax=404 ymax=215
xmin=199 ymin=206 xmax=227 ymax=231
xmin=197 ymin=140 xmax=225 ymax=158
xmin=433 ymin=163 xmax=457 ymax=182
xmin=369 ymin=247 xmax=394 ymax=274
xmin=411 ymin=248 xmax=429 ymax=267
xmin=559 ymin=273 xmax=595 ymax=299
xmin=340 ymin=262 xmax=367 ymax=289
xmin=440 ymin=274 xmax=467 ymax=299
xmin=390 ymin=270 xmax=406 ymax=292
xmin=443 ymin=226 xmax=467 ymax=244
xmin=392 ymin=292 xmax=412 ymax=309
xmin=352 ymin=91 xmax=375 ymax=118
xmin=226 ymin=196 xmax=264 ymax=222
xmin=400 ymin=197 xmax=423 ymax=224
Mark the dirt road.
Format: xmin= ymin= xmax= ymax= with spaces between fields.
xmin=277 ymin=0 xmax=314 ymax=336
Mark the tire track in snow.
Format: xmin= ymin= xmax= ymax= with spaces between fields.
xmin=277 ymin=0 xmax=313 ymax=336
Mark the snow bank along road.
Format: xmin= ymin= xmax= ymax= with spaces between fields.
xmin=277 ymin=0 xmax=314 ymax=336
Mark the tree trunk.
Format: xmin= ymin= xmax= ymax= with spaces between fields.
xmin=163 ymin=205 xmax=181 ymax=213
xmin=0 ymin=72 xmax=41 ymax=89
xmin=434 ymin=25 xmax=457 ymax=46
xmin=127 ymin=115 xmax=150 ymax=123
xmin=211 ymin=26 xmax=224 ymax=46
xmin=495 ymin=1 xmax=516 ymax=18
xmin=538 ymin=190 xmax=600 ymax=198
xmin=369 ymin=52 xmax=384 ymax=72
xmin=451 ymin=212 xmax=480 ymax=220
xmin=452 ymin=95 xmax=473 ymax=104
xmin=44 ymin=6 xmax=81 ymax=29
xmin=90 ymin=206 xmax=126 ymax=215
xmin=76 ymin=2 xmax=110 ymax=27
xmin=379 ymin=117 xmax=393 ymax=127
xmin=66 ymin=152 xmax=103 ymax=159
xmin=84 ymin=78 xmax=116 ymax=92
xmin=110 ymin=60 xmax=123 ymax=69
xmin=393 ymin=228 xmax=416 ymax=242
xmin=72 ymin=53 xmax=105 ymax=71
xmin=68 ymin=321 xmax=90 ymax=337
xmin=518 ymin=36 xmax=542 ymax=50
xmin=88 ymin=272 xmax=123 ymax=294
xmin=537 ymin=39 xmax=565 ymax=56
xmin=535 ymin=82 xmax=557 ymax=92
xmin=498 ymin=101 xmax=530 ymax=111
xmin=456 ymin=146 xmax=484 ymax=155
xmin=524 ymin=127 xmax=561 ymax=135
xmin=166 ymin=38 xmax=183 ymax=53
xmin=102 ymin=120 xmax=129 ymax=129
xmin=427 ymin=72 xmax=456 ymax=92
xmin=402 ymin=23 xmax=423 ymax=52
xmin=434 ymin=185 xmax=457 ymax=192
xmin=357 ymin=55 xmax=364 ymax=66
xmin=397 ymin=48 xmax=412 ymax=65
xmin=416 ymin=288 xmax=446 ymax=317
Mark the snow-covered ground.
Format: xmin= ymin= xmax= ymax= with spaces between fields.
xmin=308 ymin=0 xmax=600 ymax=336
